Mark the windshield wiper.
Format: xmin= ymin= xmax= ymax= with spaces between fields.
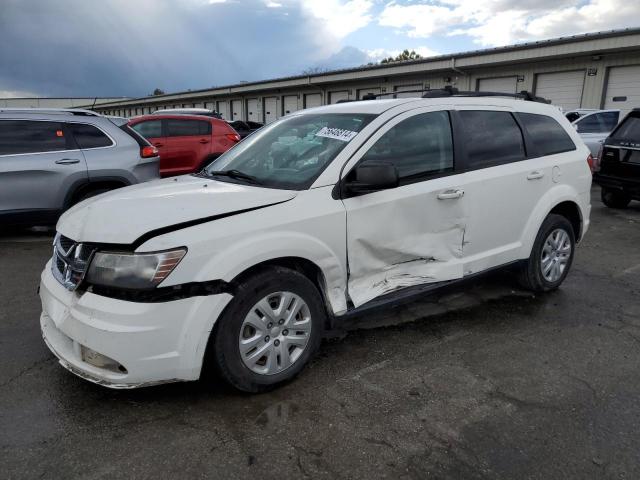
xmin=207 ymin=169 xmax=262 ymax=185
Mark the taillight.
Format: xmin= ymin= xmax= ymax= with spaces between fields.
xmin=586 ymin=153 xmax=595 ymax=173
xmin=141 ymin=145 xmax=158 ymax=158
xmin=226 ymin=133 xmax=241 ymax=142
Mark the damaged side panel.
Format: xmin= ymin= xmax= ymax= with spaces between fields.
xmin=344 ymin=179 xmax=468 ymax=307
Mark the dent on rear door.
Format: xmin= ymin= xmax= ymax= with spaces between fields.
xmin=345 ymin=179 xmax=468 ymax=307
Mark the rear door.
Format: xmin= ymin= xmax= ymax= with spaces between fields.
xmin=67 ymin=122 xmax=117 ymax=180
xmin=457 ymin=109 xmax=577 ymax=272
xmin=342 ymin=109 xmax=468 ymax=307
xmin=162 ymin=118 xmax=212 ymax=176
xmin=0 ymin=119 xmax=87 ymax=216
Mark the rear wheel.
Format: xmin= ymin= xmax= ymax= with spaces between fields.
xmin=518 ymin=214 xmax=575 ymax=292
xmin=210 ymin=266 xmax=325 ymax=393
xmin=601 ymin=187 xmax=631 ymax=209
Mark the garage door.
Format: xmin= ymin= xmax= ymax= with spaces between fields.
xmin=329 ymin=91 xmax=349 ymax=104
xmin=535 ymin=70 xmax=585 ymax=110
xmin=604 ymin=65 xmax=640 ymax=116
xmin=264 ymin=97 xmax=278 ymax=124
xmin=247 ymin=98 xmax=260 ymax=122
xmin=283 ymin=95 xmax=298 ymax=115
xmin=394 ymin=84 xmax=422 ymax=98
xmin=304 ymin=93 xmax=322 ymax=109
xmin=217 ymin=101 xmax=229 ymax=120
xmin=231 ymin=100 xmax=243 ymax=121
xmin=358 ymin=87 xmax=381 ymax=99
xmin=478 ymin=76 xmax=518 ymax=93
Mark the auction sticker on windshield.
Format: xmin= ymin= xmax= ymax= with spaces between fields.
xmin=315 ymin=127 xmax=358 ymax=142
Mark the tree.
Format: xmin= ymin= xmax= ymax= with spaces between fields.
xmin=380 ymin=49 xmax=422 ymax=64
xmin=151 ymin=88 xmax=165 ymax=95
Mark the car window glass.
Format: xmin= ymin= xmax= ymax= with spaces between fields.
xmin=576 ymin=113 xmax=608 ymax=133
xmin=131 ymin=120 xmax=162 ymax=138
xmin=166 ymin=119 xmax=211 ymax=137
xmin=611 ymin=115 xmax=640 ymax=140
xmin=519 ymin=113 xmax=576 ymax=156
xmin=598 ymin=112 xmax=619 ymax=131
xmin=69 ymin=123 xmax=113 ymax=149
xmin=0 ymin=120 xmax=69 ymax=155
xmin=459 ymin=111 xmax=525 ymax=168
xmin=207 ymin=113 xmax=375 ymax=189
xmin=565 ymin=112 xmax=582 ymax=122
xmin=359 ymin=111 xmax=453 ymax=179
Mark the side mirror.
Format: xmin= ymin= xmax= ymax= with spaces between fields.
xmin=345 ymin=162 xmax=399 ymax=194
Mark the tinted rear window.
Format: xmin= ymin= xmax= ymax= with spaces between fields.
xmin=166 ymin=119 xmax=211 ymax=137
xmin=459 ymin=111 xmax=525 ymax=169
xmin=69 ymin=123 xmax=113 ymax=149
xmin=611 ymin=115 xmax=640 ymax=140
xmin=131 ymin=120 xmax=162 ymax=138
xmin=519 ymin=113 xmax=576 ymax=156
xmin=0 ymin=120 xmax=70 ymax=155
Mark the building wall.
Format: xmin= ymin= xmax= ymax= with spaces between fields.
xmin=91 ymin=31 xmax=640 ymax=121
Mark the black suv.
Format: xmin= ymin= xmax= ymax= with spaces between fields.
xmin=594 ymin=109 xmax=640 ymax=208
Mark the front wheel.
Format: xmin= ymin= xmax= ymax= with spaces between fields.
xmin=518 ymin=214 xmax=575 ymax=292
xmin=210 ymin=266 xmax=325 ymax=392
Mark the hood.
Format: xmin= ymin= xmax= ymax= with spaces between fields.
xmin=58 ymin=175 xmax=297 ymax=245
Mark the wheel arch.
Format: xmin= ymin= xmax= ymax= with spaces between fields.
xmin=64 ymin=177 xmax=131 ymax=208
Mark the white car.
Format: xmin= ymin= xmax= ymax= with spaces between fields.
xmin=566 ymin=109 xmax=620 ymax=155
xmin=39 ymin=93 xmax=592 ymax=392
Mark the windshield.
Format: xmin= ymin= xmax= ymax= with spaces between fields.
xmin=204 ymin=113 xmax=375 ymax=189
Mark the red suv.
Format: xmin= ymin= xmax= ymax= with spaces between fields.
xmin=129 ymin=114 xmax=241 ymax=177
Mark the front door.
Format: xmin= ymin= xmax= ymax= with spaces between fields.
xmin=341 ymin=109 xmax=468 ymax=307
xmin=0 ymin=119 xmax=88 ymax=218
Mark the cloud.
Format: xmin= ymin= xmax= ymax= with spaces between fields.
xmin=0 ymin=0 xmax=372 ymax=97
xmin=378 ymin=0 xmax=640 ymax=47
xmin=301 ymin=0 xmax=374 ymax=39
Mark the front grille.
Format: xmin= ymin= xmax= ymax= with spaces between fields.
xmin=51 ymin=233 xmax=95 ymax=291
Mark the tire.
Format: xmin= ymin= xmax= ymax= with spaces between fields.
xmin=518 ymin=214 xmax=576 ymax=293
xmin=601 ymin=187 xmax=631 ymax=209
xmin=210 ymin=266 xmax=325 ymax=393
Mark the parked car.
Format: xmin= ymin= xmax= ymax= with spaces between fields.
xmin=227 ymin=120 xmax=263 ymax=139
xmin=0 ymin=108 xmax=159 ymax=227
xmin=40 ymin=93 xmax=591 ymax=392
xmin=151 ymin=108 xmax=223 ymax=119
xmin=593 ymin=108 xmax=640 ymax=208
xmin=568 ymin=109 xmax=620 ymax=156
xmin=129 ymin=114 xmax=241 ymax=176
xmin=564 ymin=109 xmax=599 ymax=122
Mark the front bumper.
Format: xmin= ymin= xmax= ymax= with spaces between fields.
xmin=39 ymin=260 xmax=232 ymax=388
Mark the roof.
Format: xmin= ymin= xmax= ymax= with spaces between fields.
xmin=90 ymin=27 xmax=640 ymax=109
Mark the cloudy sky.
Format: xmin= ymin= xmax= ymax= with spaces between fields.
xmin=1 ymin=0 xmax=638 ymax=98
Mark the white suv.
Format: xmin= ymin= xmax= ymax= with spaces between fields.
xmin=39 ymin=93 xmax=592 ymax=392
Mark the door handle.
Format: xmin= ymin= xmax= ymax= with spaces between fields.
xmin=437 ymin=189 xmax=464 ymax=200
xmin=153 ymin=142 xmax=164 ymax=147
xmin=199 ymin=139 xmax=210 ymax=144
xmin=527 ymin=171 xmax=544 ymax=180
xmin=55 ymin=158 xmax=80 ymax=165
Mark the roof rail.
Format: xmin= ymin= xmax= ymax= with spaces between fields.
xmin=0 ymin=108 xmax=101 ymax=116
xmin=361 ymin=86 xmax=550 ymax=104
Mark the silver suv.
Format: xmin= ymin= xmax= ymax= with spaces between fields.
xmin=0 ymin=109 xmax=160 ymax=226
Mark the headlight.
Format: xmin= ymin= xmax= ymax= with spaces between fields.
xmin=85 ymin=248 xmax=186 ymax=289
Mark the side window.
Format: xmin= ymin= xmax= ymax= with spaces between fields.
xmin=519 ymin=113 xmax=576 ymax=156
xmin=69 ymin=123 xmax=113 ymax=149
xmin=459 ymin=110 xmax=525 ymax=169
xmin=598 ymin=111 xmax=619 ymax=131
xmin=359 ymin=111 xmax=454 ymax=180
xmin=131 ymin=120 xmax=162 ymax=139
xmin=166 ymin=119 xmax=211 ymax=137
xmin=0 ymin=120 xmax=69 ymax=155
